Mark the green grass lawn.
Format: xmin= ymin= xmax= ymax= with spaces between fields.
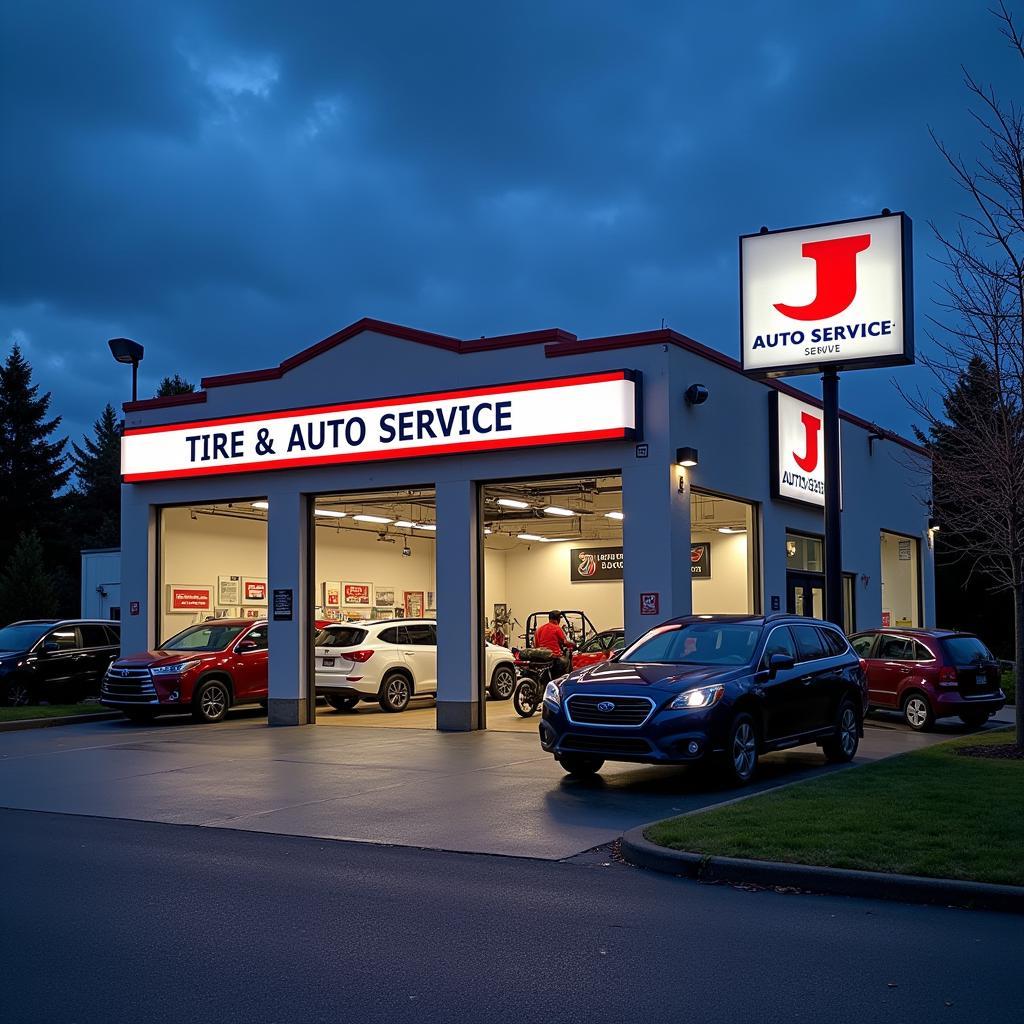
xmin=0 ymin=703 xmax=109 ymax=723
xmin=646 ymin=728 xmax=1024 ymax=887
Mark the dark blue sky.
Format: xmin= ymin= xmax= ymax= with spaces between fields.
xmin=2 ymin=1 xmax=1019 ymax=448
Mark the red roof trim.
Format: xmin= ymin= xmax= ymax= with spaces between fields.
xmin=123 ymin=391 xmax=207 ymax=413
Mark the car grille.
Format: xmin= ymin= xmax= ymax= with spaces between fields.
xmin=565 ymin=694 xmax=654 ymax=727
xmin=561 ymin=734 xmax=652 ymax=755
xmin=102 ymin=667 xmax=157 ymax=702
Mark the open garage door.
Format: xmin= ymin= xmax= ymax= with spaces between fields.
xmin=481 ymin=474 xmax=624 ymax=733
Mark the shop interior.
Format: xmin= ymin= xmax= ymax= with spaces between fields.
xmin=880 ymin=530 xmax=921 ymax=628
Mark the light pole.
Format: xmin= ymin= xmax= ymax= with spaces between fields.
xmin=107 ymin=337 xmax=145 ymax=402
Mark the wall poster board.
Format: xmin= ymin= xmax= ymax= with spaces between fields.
xmin=217 ymin=575 xmax=242 ymax=606
xmin=242 ymin=578 xmax=268 ymax=604
xmin=404 ymin=591 xmax=424 ymax=617
xmin=343 ymin=582 xmax=372 ymax=606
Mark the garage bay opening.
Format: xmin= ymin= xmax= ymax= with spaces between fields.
xmin=311 ymin=488 xmax=439 ymax=729
xmin=481 ymin=474 xmax=624 ymax=733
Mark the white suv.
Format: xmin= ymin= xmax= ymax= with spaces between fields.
xmin=314 ymin=618 xmax=517 ymax=713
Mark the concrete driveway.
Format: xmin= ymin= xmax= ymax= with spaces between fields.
xmin=0 ymin=710 xmax=1011 ymax=859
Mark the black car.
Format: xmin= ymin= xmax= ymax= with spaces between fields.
xmin=539 ymin=614 xmax=867 ymax=784
xmin=0 ymin=619 xmax=121 ymax=706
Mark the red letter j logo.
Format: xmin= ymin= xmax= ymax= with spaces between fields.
xmin=793 ymin=412 xmax=821 ymax=472
xmin=774 ymin=233 xmax=871 ymax=321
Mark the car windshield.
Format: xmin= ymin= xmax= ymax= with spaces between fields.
xmin=315 ymin=626 xmax=368 ymax=648
xmin=941 ymin=635 xmax=994 ymax=665
xmin=161 ymin=623 xmax=247 ymax=652
xmin=621 ymin=622 xmax=760 ymax=666
xmin=0 ymin=622 xmax=52 ymax=650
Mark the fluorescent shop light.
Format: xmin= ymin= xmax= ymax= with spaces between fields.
xmin=604 ymin=511 xmax=624 ymax=521
xmin=414 ymin=523 xmax=437 ymax=531
xmin=393 ymin=520 xmax=415 ymax=528
xmin=314 ymin=509 xmax=347 ymax=518
xmin=353 ymin=514 xmax=393 ymax=524
xmin=250 ymin=501 xmax=269 ymax=510
xmin=497 ymin=498 xmax=530 ymax=509
xmin=717 ymin=527 xmax=746 ymax=534
xmin=543 ymin=506 xmax=576 ymax=517
xmin=517 ymin=533 xmax=545 ymax=542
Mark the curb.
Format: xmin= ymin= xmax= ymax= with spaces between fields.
xmin=620 ymin=825 xmax=1024 ymax=914
xmin=0 ymin=712 xmax=122 ymax=734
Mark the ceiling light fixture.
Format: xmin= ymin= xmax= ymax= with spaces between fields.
xmin=250 ymin=501 xmax=268 ymax=510
xmin=517 ymin=533 xmax=545 ymax=542
xmin=392 ymin=520 xmax=415 ymax=528
xmin=497 ymin=498 xmax=530 ymax=509
xmin=543 ymin=506 xmax=576 ymax=517
xmin=717 ymin=526 xmax=746 ymax=534
xmin=414 ymin=523 xmax=436 ymax=531
xmin=353 ymin=514 xmax=393 ymax=524
xmin=604 ymin=511 xmax=624 ymax=521
xmin=314 ymin=509 xmax=346 ymax=518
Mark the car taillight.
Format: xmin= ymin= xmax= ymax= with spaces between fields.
xmin=347 ymin=650 xmax=375 ymax=663
xmin=939 ymin=666 xmax=958 ymax=685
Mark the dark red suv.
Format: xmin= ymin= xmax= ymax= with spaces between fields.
xmin=102 ymin=619 xmax=268 ymax=724
xmin=849 ymin=628 xmax=1005 ymax=731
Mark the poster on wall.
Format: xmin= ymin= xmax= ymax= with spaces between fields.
xmin=166 ymin=585 xmax=212 ymax=613
xmin=217 ymin=575 xmax=241 ymax=605
xmin=393 ymin=606 xmax=404 ymax=618
xmin=690 ymin=543 xmax=712 ymax=578
xmin=244 ymin=608 xmax=262 ymax=619
xmin=404 ymin=591 xmax=424 ymax=617
xmin=898 ymin=539 xmax=912 ymax=561
xmin=215 ymin=607 xmax=239 ymax=619
xmin=323 ymin=582 xmax=341 ymax=609
xmin=242 ymin=578 xmax=268 ymax=604
xmin=375 ymin=586 xmax=396 ymax=608
xmin=343 ymin=582 xmax=372 ymax=606
xmin=570 ymin=546 xmax=624 ymax=582
xmin=371 ymin=606 xmax=392 ymax=619
xmin=426 ymin=591 xmax=435 ymax=612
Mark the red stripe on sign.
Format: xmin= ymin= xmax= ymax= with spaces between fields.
xmin=124 ymin=371 xmax=629 ymax=437
xmin=123 ymin=427 xmax=632 ymax=482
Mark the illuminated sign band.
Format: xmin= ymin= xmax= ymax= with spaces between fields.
xmin=741 ymin=213 xmax=913 ymax=378
xmin=122 ymin=371 xmax=638 ymax=482
xmin=770 ymin=391 xmax=842 ymax=509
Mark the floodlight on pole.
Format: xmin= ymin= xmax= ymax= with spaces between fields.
xmin=107 ymin=338 xmax=145 ymax=402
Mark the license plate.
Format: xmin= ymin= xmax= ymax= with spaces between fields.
xmin=321 ymin=657 xmax=335 ymax=667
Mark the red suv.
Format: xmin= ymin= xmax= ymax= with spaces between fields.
xmin=102 ymin=619 xmax=268 ymax=724
xmin=849 ymin=628 xmax=1005 ymax=731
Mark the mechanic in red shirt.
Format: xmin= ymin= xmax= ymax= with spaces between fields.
xmin=534 ymin=611 xmax=573 ymax=673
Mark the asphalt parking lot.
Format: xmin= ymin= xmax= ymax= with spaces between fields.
xmin=0 ymin=710 xmax=1009 ymax=859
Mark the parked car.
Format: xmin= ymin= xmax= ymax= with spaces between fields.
xmin=571 ymin=628 xmax=625 ymax=670
xmin=0 ymin=619 xmax=120 ymax=706
xmin=849 ymin=627 xmax=1005 ymax=731
xmin=539 ymin=614 xmax=867 ymax=784
xmin=314 ymin=618 xmax=517 ymax=712
xmin=102 ymin=618 xmax=268 ymax=724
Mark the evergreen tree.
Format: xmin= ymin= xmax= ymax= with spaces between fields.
xmin=156 ymin=374 xmax=195 ymax=397
xmin=0 ymin=345 xmax=70 ymax=569
xmin=0 ymin=531 xmax=58 ymax=624
xmin=68 ymin=404 xmax=121 ymax=550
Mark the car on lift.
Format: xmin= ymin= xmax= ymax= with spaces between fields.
xmin=539 ymin=613 xmax=867 ymax=784
xmin=0 ymin=619 xmax=121 ymax=706
xmin=102 ymin=618 xmax=268 ymax=724
xmin=849 ymin=627 xmax=1006 ymax=730
xmin=314 ymin=618 xmax=517 ymax=712
xmin=571 ymin=628 xmax=625 ymax=670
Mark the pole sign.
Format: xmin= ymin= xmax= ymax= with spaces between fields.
xmin=769 ymin=391 xmax=842 ymax=508
xmin=121 ymin=371 xmax=638 ymax=482
xmin=740 ymin=212 xmax=913 ymax=378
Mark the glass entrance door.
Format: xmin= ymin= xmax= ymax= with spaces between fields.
xmin=787 ymin=572 xmax=824 ymax=619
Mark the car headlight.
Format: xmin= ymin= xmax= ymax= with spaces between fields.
xmin=543 ymin=680 xmax=561 ymax=707
xmin=670 ymin=684 xmax=725 ymax=710
xmin=151 ymin=660 xmax=199 ymax=676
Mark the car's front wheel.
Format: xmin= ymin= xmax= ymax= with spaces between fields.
xmin=724 ymin=712 xmax=759 ymax=785
xmin=557 ymin=754 xmax=604 ymax=776
xmin=379 ymin=673 xmax=411 ymax=713
xmin=324 ymin=694 xmax=360 ymax=713
xmin=192 ymin=679 xmax=230 ymax=723
xmin=488 ymin=664 xmax=515 ymax=701
xmin=902 ymin=692 xmax=934 ymax=731
xmin=822 ymin=698 xmax=860 ymax=763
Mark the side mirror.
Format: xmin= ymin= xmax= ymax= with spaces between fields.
xmin=767 ymin=652 xmax=795 ymax=676
xmin=236 ymin=640 xmax=259 ymax=652
xmin=42 ymin=640 xmax=59 ymax=654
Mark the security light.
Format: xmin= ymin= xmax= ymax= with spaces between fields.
xmin=353 ymin=514 xmax=392 ymax=524
xmin=402 ymin=546 xmax=412 ymax=557
xmin=685 ymin=384 xmax=709 ymax=405
xmin=676 ymin=446 xmax=699 ymax=468
xmin=497 ymin=498 xmax=530 ymax=509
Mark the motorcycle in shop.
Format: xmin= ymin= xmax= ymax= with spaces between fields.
xmin=511 ymin=648 xmax=573 ymax=717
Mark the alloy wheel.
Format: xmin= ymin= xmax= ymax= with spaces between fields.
xmin=7 ymin=682 xmax=30 ymax=707
xmin=493 ymin=667 xmax=515 ymax=699
xmin=839 ymin=706 xmax=858 ymax=756
xmin=905 ymin=697 xmax=928 ymax=728
xmin=387 ymin=677 xmax=409 ymax=708
xmin=201 ymin=684 xmax=227 ymax=719
xmin=732 ymin=721 xmax=757 ymax=778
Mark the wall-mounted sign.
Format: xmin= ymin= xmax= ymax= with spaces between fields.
xmin=741 ymin=213 xmax=913 ymax=378
xmin=272 ymin=588 xmax=293 ymax=621
xmin=323 ymin=582 xmax=341 ymax=608
xmin=640 ymin=592 xmax=660 ymax=615
xmin=404 ymin=591 xmax=424 ymax=617
xmin=217 ymin=575 xmax=241 ymax=605
xmin=242 ymin=578 xmax=267 ymax=604
xmin=121 ymin=371 xmax=639 ymax=482
xmin=770 ymin=391 xmax=842 ymax=509
xmin=570 ymin=546 xmax=624 ymax=583
xmin=343 ymin=582 xmax=371 ymax=606
xmin=166 ymin=585 xmax=212 ymax=612
xmin=129 ymin=601 xmax=140 ymax=616
xmin=690 ymin=542 xmax=712 ymax=578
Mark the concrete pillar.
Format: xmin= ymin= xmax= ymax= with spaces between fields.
xmin=119 ymin=486 xmax=157 ymax=656
xmin=266 ymin=486 xmax=312 ymax=726
xmin=622 ymin=454 xmax=691 ymax=643
xmin=434 ymin=478 xmax=482 ymax=731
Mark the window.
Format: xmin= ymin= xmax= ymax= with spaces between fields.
xmin=621 ymin=623 xmax=760 ymax=666
xmin=850 ymin=634 xmax=877 ymax=658
xmin=691 ymin=492 xmax=759 ymax=614
xmin=579 ymin=634 xmax=609 ymax=655
xmin=163 ymin=623 xmax=246 ymax=651
xmin=43 ymin=628 xmax=80 ymax=652
xmin=941 ymin=636 xmax=994 ymax=665
xmin=242 ymin=626 xmax=268 ymax=651
xmin=0 ymin=623 xmax=51 ymax=650
xmin=609 ymin=635 xmax=625 ymax=652
xmin=912 ymin=641 xmax=933 ymax=662
xmin=377 ymin=627 xmax=401 ymax=645
xmin=878 ymin=636 xmax=914 ymax=661
xmin=316 ymin=626 xmax=367 ymax=648
xmin=79 ymin=625 xmax=110 ymax=648
xmin=819 ymin=628 xmax=850 ymax=657
xmin=103 ymin=624 xmax=121 ymax=645
xmin=762 ymin=626 xmax=797 ymax=665
xmin=404 ymin=624 xmax=435 ymax=646
xmin=787 ymin=534 xmax=823 ymax=572
xmin=791 ymin=624 xmax=827 ymax=661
